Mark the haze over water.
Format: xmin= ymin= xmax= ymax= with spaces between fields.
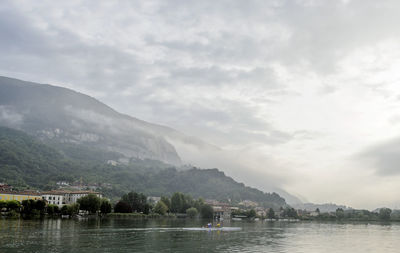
xmin=0 ymin=218 xmax=398 ymax=253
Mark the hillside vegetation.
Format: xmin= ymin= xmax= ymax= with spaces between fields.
xmin=0 ymin=127 xmax=286 ymax=208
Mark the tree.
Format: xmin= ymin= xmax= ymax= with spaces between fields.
xmin=169 ymin=192 xmax=193 ymax=213
xmin=186 ymin=207 xmax=198 ymax=218
xmin=67 ymin=203 xmax=80 ymax=216
xmin=154 ymin=201 xmax=168 ymax=215
xmin=100 ymin=199 xmax=112 ymax=214
xmin=34 ymin=199 xmax=46 ymax=215
xmin=47 ymin=204 xmax=59 ymax=215
xmin=61 ymin=205 xmax=69 ymax=215
xmin=336 ymin=208 xmax=345 ymax=219
xmin=77 ymin=194 xmax=101 ymax=214
xmin=193 ymin=198 xmax=204 ymax=211
xmin=114 ymin=201 xmax=132 ymax=213
xmin=379 ymin=208 xmax=392 ymax=221
xmin=267 ymin=208 xmax=275 ymax=219
xmin=160 ymin=196 xmax=171 ymax=210
xmin=21 ymin=199 xmax=46 ymax=216
xmin=58 ymin=204 xmax=79 ymax=216
xmin=143 ymin=203 xmax=151 ymax=215
xmin=121 ymin=191 xmax=148 ymax=213
xmin=248 ymin=209 xmax=257 ymax=218
xmin=6 ymin=200 xmax=21 ymax=211
xmin=21 ymin=199 xmax=35 ymax=215
xmin=171 ymin=192 xmax=184 ymax=213
xmin=283 ymin=207 xmax=298 ymax=218
xmin=0 ymin=200 xmax=6 ymax=209
xmin=183 ymin=195 xmax=194 ymax=211
xmin=200 ymin=204 xmax=213 ymax=219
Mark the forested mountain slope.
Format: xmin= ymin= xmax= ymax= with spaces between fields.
xmin=0 ymin=127 xmax=286 ymax=208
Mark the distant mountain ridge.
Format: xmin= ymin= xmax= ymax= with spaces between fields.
xmin=0 ymin=76 xmax=184 ymax=165
xmin=292 ymin=202 xmax=352 ymax=213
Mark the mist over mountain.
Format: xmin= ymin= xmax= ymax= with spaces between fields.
xmin=292 ymin=203 xmax=353 ymax=213
xmin=0 ymin=76 xmax=192 ymax=165
xmin=0 ymin=76 xmax=300 ymax=204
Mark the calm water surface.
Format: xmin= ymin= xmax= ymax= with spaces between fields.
xmin=0 ymin=218 xmax=398 ymax=252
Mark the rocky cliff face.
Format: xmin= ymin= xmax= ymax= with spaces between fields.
xmin=0 ymin=76 xmax=181 ymax=165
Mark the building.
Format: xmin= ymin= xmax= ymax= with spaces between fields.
xmin=205 ymin=200 xmax=233 ymax=219
xmin=42 ymin=191 xmax=66 ymax=206
xmin=56 ymin=181 xmax=70 ymax=187
xmin=0 ymin=191 xmax=42 ymax=202
xmin=238 ymin=200 xmax=258 ymax=208
xmin=64 ymin=190 xmax=102 ymax=204
xmin=0 ymin=183 xmax=12 ymax=191
xmin=255 ymin=207 xmax=267 ymax=217
xmin=147 ymin=196 xmax=161 ymax=204
xmin=42 ymin=190 xmax=102 ymax=207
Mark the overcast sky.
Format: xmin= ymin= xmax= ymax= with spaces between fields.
xmin=2 ymin=0 xmax=400 ymax=209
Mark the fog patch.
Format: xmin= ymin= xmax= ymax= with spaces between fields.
xmin=0 ymin=106 xmax=23 ymax=127
xmin=168 ymin=135 xmax=294 ymax=194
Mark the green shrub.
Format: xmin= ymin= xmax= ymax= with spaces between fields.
xmin=154 ymin=201 xmax=168 ymax=215
xmin=47 ymin=204 xmax=60 ymax=215
xmin=186 ymin=207 xmax=198 ymax=218
xmin=6 ymin=200 xmax=21 ymax=211
xmin=200 ymin=204 xmax=213 ymax=219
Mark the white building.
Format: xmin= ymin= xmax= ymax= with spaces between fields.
xmin=42 ymin=192 xmax=65 ymax=206
xmin=42 ymin=190 xmax=102 ymax=207
xmin=147 ymin=196 xmax=161 ymax=204
xmin=64 ymin=191 xmax=102 ymax=204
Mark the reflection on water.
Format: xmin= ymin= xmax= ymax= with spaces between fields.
xmin=0 ymin=218 xmax=399 ymax=252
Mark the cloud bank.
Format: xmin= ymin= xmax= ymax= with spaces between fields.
xmin=2 ymin=0 xmax=400 ymax=208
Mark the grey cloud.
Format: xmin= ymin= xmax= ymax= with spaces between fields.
xmin=137 ymin=96 xmax=292 ymax=146
xmin=2 ymin=0 xmax=397 ymax=150
xmin=319 ymin=85 xmax=338 ymax=95
xmin=3 ymin=0 xmax=400 ymax=207
xmin=153 ymin=65 xmax=280 ymax=90
xmin=358 ymin=138 xmax=400 ymax=176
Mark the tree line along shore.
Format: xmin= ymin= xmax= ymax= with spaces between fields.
xmin=0 ymin=191 xmax=216 ymax=219
xmin=1 ymin=190 xmax=399 ymax=222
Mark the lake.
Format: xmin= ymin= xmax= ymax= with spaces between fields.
xmin=0 ymin=218 xmax=399 ymax=252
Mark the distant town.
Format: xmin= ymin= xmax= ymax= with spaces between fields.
xmin=1 ymin=182 xmax=397 ymax=222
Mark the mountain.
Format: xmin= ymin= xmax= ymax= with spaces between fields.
xmin=292 ymin=202 xmax=352 ymax=213
xmin=0 ymin=126 xmax=76 ymax=188
xmin=0 ymin=76 xmax=296 ymax=204
xmin=0 ymin=126 xmax=286 ymax=208
xmin=273 ymin=189 xmax=304 ymax=205
xmin=0 ymin=76 xmax=183 ymax=165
